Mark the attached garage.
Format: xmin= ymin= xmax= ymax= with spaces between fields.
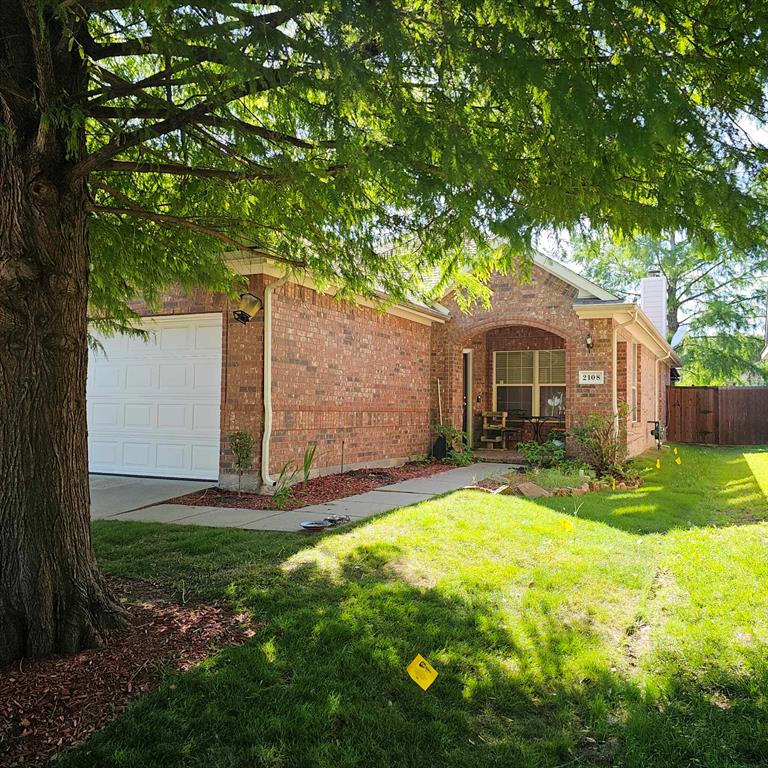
xmin=87 ymin=314 xmax=223 ymax=480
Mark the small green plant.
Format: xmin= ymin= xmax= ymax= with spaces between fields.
xmin=433 ymin=424 xmax=473 ymax=466
xmin=572 ymin=405 xmax=629 ymax=477
xmin=273 ymin=462 xmax=298 ymax=508
xmin=302 ymin=443 xmax=317 ymax=488
xmin=228 ymin=430 xmax=257 ymax=495
xmin=517 ymin=437 xmax=566 ymax=468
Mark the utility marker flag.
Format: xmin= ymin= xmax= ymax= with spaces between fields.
xmin=676 ymin=456 xmax=682 ymax=465
xmin=407 ymin=654 xmax=438 ymax=691
xmin=674 ymin=447 xmax=678 ymax=455
xmin=656 ymin=459 xmax=661 ymax=469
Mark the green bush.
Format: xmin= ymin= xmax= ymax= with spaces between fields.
xmin=227 ymin=430 xmax=257 ymax=494
xmin=433 ymin=424 xmax=474 ymax=466
xmin=572 ymin=406 xmax=629 ymax=477
xmin=516 ymin=437 xmax=566 ymax=468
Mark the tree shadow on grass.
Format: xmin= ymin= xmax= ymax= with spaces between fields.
xmin=64 ymin=533 xmax=768 ymax=768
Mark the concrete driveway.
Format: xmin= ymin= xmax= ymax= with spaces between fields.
xmin=90 ymin=474 xmax=213 ymax=519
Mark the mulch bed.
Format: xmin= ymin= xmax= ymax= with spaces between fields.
xmin=0 ymin=577 xmax=258 ymax=768
xmin=168 ymin=461 xmax=455 ymax=511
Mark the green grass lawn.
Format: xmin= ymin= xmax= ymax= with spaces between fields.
xmin=63 ymin=445 xmax=768 ymax=768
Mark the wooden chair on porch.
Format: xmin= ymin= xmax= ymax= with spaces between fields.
xmin=480 ymin=411 xmax=507 ymax=450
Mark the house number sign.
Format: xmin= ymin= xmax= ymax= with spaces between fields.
xmin=578 ymin=370 xmax=604 ymax=385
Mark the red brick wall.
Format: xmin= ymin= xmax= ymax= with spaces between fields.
xmin=123 ymin=269 xmax=674 ymax=483
xmin=617 ymin=328 xmax=668 ymax=457
xmin=430 ymin=266 xmax=616 ymax=444
xmin=265 ymin=280 xmax=433 ymax=477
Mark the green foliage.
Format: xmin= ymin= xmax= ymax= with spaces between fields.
xmin=571 ymin=233 xmax=768 ymax=384
xmin=273 ymin=462 xmax=298 ymax=509
xmin=516 ymin=437 xmax=566 ymax=468
xmin=18 ymin=0 xmax=768 ymax=327
xmin=528 ymin=465 xmax=594 ymax=491
xmin=678 ymin=335 xmax=768 ymax=386
xmin=433 ymin=424 xmax=473 ymax=466
xmin=227 ymin=431 xmax=256 ymax=494
xmin=301 ymin=444 xmax=318 ymax=487
xmin=571 ymin=407 xmax=629 ymax=477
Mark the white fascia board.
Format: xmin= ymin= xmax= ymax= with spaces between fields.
xmin=226 ymin=253 xmax=446 ymax=326
xmin=574 ymin=302 xmax=681 ymax=365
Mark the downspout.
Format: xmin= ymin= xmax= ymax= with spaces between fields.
xmin=655 ymin=350 xmax=674 ymax=422
xmin=261 ymin=273 xmax=291 ymax=488
xmin=612 ymin=309 xmax=639 ymax=436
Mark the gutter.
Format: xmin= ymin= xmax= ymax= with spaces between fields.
xmin=655 ymin=349 xmax=674 ymax=422
xmin=261 ymin=273 xmax=291 ymax=488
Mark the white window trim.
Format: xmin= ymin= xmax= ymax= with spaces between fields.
xmin=492 ymin=350 xmax=566 ymax=417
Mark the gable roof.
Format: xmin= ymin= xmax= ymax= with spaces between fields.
xmin=532 ymin=252 xmax=619 ymax=301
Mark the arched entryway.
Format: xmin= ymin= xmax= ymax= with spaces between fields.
xmin=445 ymin=322 xmax=573 ymax=452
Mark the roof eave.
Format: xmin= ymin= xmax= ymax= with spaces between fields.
xmin=574 ymin=302 xmax=681 ymax=366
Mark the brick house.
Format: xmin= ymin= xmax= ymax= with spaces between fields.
xmin=87 ymin=253 xmax=679 ymax=488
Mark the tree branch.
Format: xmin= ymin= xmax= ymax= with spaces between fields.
xmin=71 ymin=68 xmax=302 ymax=179
xmin=88 ymin=203 xmax=307 ymax=269
xmin=86 ymin=106 xmax=333 ymax=149
xmin=97 ymin=159 xmax=280 ymax=181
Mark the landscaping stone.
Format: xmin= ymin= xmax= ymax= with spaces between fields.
xmin=516 ymin=481 xmax=553 ymax=499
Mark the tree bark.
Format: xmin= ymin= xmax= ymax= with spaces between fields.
xmin=0 ymin=0 xmax=126 ymax=666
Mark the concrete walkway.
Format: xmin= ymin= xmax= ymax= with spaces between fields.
xmin=90 ymin=474 xmax=213 ymax=518
xmin=108 ymin=463 xmax=517 ymax=532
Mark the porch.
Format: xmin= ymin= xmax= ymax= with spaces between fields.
xmin=458 ymin=325 xmax=569 ymax=450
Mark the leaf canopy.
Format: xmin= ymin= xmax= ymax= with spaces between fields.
xmin=570 ymin=232 xmax=768 ymax=384
xmin=11 ymin=0 xmax=768 ymax=325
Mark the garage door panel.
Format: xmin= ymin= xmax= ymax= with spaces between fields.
xmin=192 ymin=445 xmax=219 ymax=472
xmin=126 ymin=366 xmax=153 ymax=389
xmin=195 ymin=324 xmax=221 ymax=349
xmin=155 ymin=443 xmax=188 ymax=471
xmin=88 ymin=314 xmax=222 ymax=480
xmin=157 ymin=403 xmax=188 ymax=429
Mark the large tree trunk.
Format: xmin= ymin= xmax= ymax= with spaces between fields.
xmin=0 ymin=0 xmax=126 ymax=666
xmin=0 ymin=145 xmax=126 ymax=666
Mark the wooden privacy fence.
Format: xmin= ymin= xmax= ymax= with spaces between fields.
xmin=666 ymin=386 xmax=768 ymax=445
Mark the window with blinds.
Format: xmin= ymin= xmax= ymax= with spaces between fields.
xmin=494 ymin=349 xmax=566 ymax=418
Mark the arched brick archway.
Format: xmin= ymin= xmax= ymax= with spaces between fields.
xmin=453 ymin=317 xmax=575 ymax=349
xmin=434 ymin=320 xmax=579 ymax=447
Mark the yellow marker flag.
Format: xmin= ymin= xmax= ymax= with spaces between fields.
xmin=676 ymin=456 xmax=682 ymax=465
xmin=673 ymin=447 xmax=678 ymax=455
xmin=561 ymin=518 xmax=574 ymax=532
xmin=655 ymin=459 xmax=661 ymax=469
xmin=407 ymin=654 xmax=438 ymax=691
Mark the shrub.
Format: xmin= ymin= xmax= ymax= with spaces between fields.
xmin=571 ymin=406 xmax=629 ymax=477
xmin=301 ymin=443 xmax=317 ymax=488
xmin=433 ymin=424 xmax=474 ymax=466
xmin=517 ymin=437 xmax=566 ymax=468
xmin=228 ymin=431 xmax=257 ymax=495
xmin=273 ymin=462 xmax=298 ymax=508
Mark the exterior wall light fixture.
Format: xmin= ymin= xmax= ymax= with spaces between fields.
xmin=233 ymin=292 xmax=263 ymax=324
xmin=585 ymin=332 xmax=594 ymax=352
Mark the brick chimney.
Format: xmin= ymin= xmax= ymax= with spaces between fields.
xmin=640 ymin=269 xmax=668 ymax=339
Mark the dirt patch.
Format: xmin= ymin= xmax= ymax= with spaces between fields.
xmin=0 ymin=576 xmax=257 ymax=768
xmin=168 ymin=461 xmax=454 ymax=511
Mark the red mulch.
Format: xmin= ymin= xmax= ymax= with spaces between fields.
xmin=0 ymin=577 xmax=258 ymax=768
xmin=168 ymin=461 xmax=455 ymax=510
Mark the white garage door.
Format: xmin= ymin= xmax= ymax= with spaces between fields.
xmin=87 ymin=314 xmax=222 ymax=480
